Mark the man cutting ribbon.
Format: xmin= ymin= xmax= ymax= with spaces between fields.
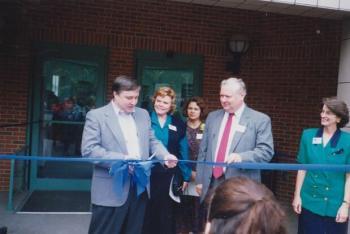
xmin=81 ymin=75 xmax=177 ymax=234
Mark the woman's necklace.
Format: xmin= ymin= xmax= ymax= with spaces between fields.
xmin=187 ymin=120 xmax=201 ymax=129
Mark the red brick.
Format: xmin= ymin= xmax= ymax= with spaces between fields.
xmin=0 ymin=0 xmax=342 ymax=203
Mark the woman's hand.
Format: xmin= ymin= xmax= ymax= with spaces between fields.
xmin=293 ymin=170 xmax=306 ymax=215
xmin=292 ymin=195 xmax=302 ymax=214
xmin=164 ymin=154 xmax=178 ymax=168
xmin=336 ymin=203 xmax=349 ymax=223
xmin=196 ymin=184 xmax=203 ymax=195
xmin=182 ymin=181 xmax=189 ymax=191
xmin=191 ymin=171 xmax=196 ymax=181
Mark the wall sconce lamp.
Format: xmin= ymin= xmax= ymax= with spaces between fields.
xmin=226 ymin=34 xmax=250 ymax=75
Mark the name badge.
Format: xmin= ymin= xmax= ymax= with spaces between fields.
xmin=196 ymin=133 xmax=203 ymax=139
xmin=236 ymin=124 xmax=246 ymax=133
xmin=312 ymin=137 xmax=322 ymax=144
xmin=168 ymin=124 xmax=177 ymax=131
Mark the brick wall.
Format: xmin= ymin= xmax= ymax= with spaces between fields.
xmin=0 ymin=51 xmax=29 ymax=190
xmin=0 ymin=0 xmax=30 ymax=190
xmin=0 ymin=0 xmax=341 ymax=203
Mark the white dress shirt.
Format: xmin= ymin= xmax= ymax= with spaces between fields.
xmin=111 ymin=101 xmax=141 ymax=159
xmin=214 ymin=103 xmax=245 ymax=163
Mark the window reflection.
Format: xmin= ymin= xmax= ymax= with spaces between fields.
xmin=39 ymin=59 xmax=98 ymax=179
xmin=140 ymin=68 xmax=194 ymax=118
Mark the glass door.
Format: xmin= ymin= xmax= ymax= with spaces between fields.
xmin=30 ymin=43 xmax=106 ymax=191
xmin=135 ymin=50 xmax=203 ymax=116
xmin=140 ymin=69 xmax=194 ymax=116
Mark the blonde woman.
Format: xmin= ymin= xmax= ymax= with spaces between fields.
xmin=143 ymin=87 xmax=191 ymax=234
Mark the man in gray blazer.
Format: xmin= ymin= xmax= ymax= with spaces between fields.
xmin=196 ymin=77 xmax=274 ymax=202
xmin=81 ymin=75 xmax=177 ymax=234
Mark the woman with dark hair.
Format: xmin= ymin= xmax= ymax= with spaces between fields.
xmin=205 ymin=177 xmax=286 ymax=234
xmin=143 ymin=87 xmax=191 ymax=234
xmin=182 ymin=97 xmax=207 ymax=182
xmin=293 ymin=97 xmax=350 ymax=234
xmin=177 ymin=97 xmax=208 ymax=233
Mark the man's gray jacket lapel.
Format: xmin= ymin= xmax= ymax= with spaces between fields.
xmin=81 ymin=102 xmax=168 ymax=207
xmin=196 ymin=106 xmax=274 ymax=201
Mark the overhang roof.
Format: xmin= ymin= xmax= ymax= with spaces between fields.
xmin=171 ymin=0 xmax=350 ymax=20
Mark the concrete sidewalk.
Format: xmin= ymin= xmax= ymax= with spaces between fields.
xmin=0 ymin=192 xmax=298 ymax=234
xmin=0 ymin=192 xmax=90 ymax=234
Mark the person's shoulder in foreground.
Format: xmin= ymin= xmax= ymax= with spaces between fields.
xmin=205 ymin=176 xmax=287 ymax=234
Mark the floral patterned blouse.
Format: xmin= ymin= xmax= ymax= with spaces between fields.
xmin=186 ymin=122 xmax=205 ymax=171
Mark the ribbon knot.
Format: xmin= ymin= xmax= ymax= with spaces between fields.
xmin=109 ymin=160 xmax=154 ymax=196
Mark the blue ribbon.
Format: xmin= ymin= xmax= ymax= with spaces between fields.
xmin=108 ymin=160 xmax=154 ymax=196
xmin=1 ymin=155 xmax=350 ymax=172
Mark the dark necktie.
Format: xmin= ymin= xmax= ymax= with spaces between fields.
xmin=213 ymin=113 xmax=234 ymax=179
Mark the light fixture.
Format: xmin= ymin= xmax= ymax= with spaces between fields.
xmin=226 ymin=34 xmax=250 ymax=75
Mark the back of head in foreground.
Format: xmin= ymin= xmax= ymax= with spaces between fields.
xmin=206 ymin=177 xmax=287 ymax=234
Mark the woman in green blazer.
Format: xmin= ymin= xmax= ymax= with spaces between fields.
xmin=293 ymin=97 xmax=350 ymax=234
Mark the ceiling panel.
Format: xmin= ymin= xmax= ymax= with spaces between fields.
xmin=170 ymin=0 xmax=350 ymax=19
xmin=272 ymin=0 xmax=295 ymax=4
xmin=339 ymin=0 xmax=350 ymax=11
xmin=245 ymin=0 xmax=266 ymax=3
xmin=295 ymin=0 xmax=317 ymax=6
xmin=318 ymin=0 xmax=339 ymax=10
xmin=219 ymin=0 xmax=246 ymax=2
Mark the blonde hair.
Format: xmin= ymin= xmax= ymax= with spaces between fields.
xmin=152 ymin=87 xmax=177 ymax=114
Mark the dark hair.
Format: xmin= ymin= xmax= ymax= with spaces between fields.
xmin=207 ymin=177 xmax=286 ymax=234
xmin=182 ymin=96 xmax=208 ymax=121
xmin=322 ymin=97 xmax=349 ymax=128
xmin=112 ymin=75 xmax=140 ymax=94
